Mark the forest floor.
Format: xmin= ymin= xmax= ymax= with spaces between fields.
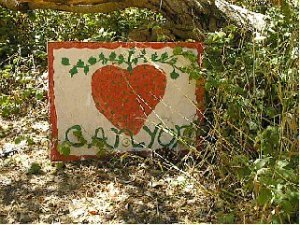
xmin=0 ymin=71 xmax=219 ymax=223
xmin=0 ymin=124 xmax=217 ymax=223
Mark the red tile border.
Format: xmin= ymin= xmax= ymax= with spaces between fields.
xmin=48 ymin=42 xmax=204 ymax=161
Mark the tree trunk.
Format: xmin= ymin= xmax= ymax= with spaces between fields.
xmin=0 ymin=0 xmax=267 ymax=40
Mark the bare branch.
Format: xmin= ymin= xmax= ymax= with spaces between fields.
xmin=0 ymin=0 xmax=267 ymax=39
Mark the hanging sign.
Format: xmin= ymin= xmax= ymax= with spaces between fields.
xmin=48 ymin=42 xmax=204 ymax=161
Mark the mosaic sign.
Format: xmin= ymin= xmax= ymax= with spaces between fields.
xmin=48 ymin=42 xmax=204 ymax=161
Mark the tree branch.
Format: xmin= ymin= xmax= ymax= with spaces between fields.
xmin=215 ymin=0 xmax=267 ymax=31
xmin=0 ymin=0 xmax=267 ymax=36
xmin=0 ymin=0 xmax=161 ymax=13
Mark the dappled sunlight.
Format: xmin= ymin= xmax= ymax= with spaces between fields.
xmin=0 ymin=1 xmax=299 ymax=224
xmin=0 ymin=147 xmax=216 ymax=223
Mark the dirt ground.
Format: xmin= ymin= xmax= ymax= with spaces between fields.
xmin=0 ymin=108 xmax=218 ymax=223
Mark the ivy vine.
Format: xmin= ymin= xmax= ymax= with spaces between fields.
xmin=61 ymin=46 xmax=201 ymax=80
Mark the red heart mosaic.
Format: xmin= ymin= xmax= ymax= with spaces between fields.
xmin=91 ymin=64 xmax=166 ymax=135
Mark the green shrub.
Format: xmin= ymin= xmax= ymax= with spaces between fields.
xmin=201 ymin=4 xmax=298 ymax=223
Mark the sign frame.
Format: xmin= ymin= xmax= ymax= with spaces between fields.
xmin=48 ymin=42 xmax=204 ymax=161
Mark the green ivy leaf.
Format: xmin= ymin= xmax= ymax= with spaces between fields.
xmin=151 ymin=52 xmax=158 ymax=61
xmin=109 ymin=52 xmax=117 ymax=61
xmin=99 ymin=53 xmax=105 ymax=60
xmin=28 ymin=162 xmax=42 ymax=175
xmin=129 ymin=48 xmax=135 ymax=55
xmin=280 ymin=200 xmax=293 ymax=214
xmin=132 ymin=58 xmax=138 ymax=65
xmin=183 ymin=51 xmax=198 ymax=63
xmin=15 ymin=136 xmax=23 ymax=144
xmin=275 ymin=160 xmax=289 ymax=169
xmin=254 ymin=157 xmax=270 ymax=170
xmin=217 ymin=213 xmax=235 ymax=224
xmin=61 ymin=57 xmax=70 ymax=66
xmin=83 ymin=65 xmax=89 ymax=75
xmin=88 ymin=56 xmax=97 ymax=65
xmin=173 ymin=46 xmax=183 ymax=55
xmin=26 ymin=137 xmax=34 ymax=146
xmin=190 ymin=70 xmax=200 ymax=80
xmin=257 ymin=188 xmax=272 ymax=206
xmin=69 ymin=66 xmax=78 ymax=77
xmin=58 ymin=141 xmax=71 ymax=156
xmin=170 ymin=69 xmax=179 ymax=80
xmin=236 ymin=167 xmax=251 ymax=180
xmin=160 ymin=52 xmax=169 ymax=61
xmin=117 ymin=54 xmax=125 ymax=64
xmin=102 ymin=58 xmax=108 ymax=65
xmin=35 ymin=91 xmax=44 ymax=100
xmin=141 ymin=49 xmax=146 ymax=55
xmin=76 ymin=59 xmax=85 ymax=68
xmin=259 ymin=126 xmax=280 ymax=155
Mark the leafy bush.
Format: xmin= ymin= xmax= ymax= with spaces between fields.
xmin=201 ymin=4 xmax=299 ymax=223
xmin=0 ymin=7 xmax=164 ymax=118
xmin=0 ymin=2 xmax=298 ymax=223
